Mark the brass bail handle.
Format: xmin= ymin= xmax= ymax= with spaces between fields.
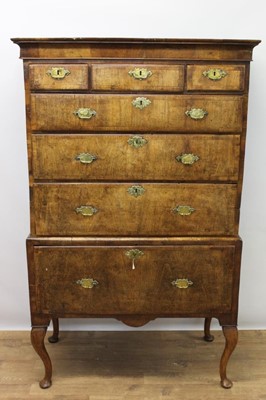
xmin=75 ymin=205 xmax=98 ymax=216
xmin=75 ymin=153 xmax=97 ymax=164
xmin=76 ymin=278 xmax=99 ymax=289
xmin=73 ymin=108 xmax=97 ymax=120
xmin=171 ymin=278 xmax=193 ymax=289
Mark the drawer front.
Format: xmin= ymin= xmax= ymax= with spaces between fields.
xmin=33 ymin=245 xmax=236 ymax=315
xmin=30 ymin=94 xmax=243 ymax=132
xmin=187 ymin=64 xmax=245 ymax=91
xmin=29 ymin=64 xmax=89 ymax=90
xmin=33 ymin=183 xmax=238 ymax=236
xmin=91 ymin=64 xmax=184 ymax=91
xmin=32 ymin=134 xmax=240 ymax=182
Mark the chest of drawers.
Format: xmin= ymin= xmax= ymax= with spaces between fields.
xmin=12 ymin=37 xmax=260 ymax=389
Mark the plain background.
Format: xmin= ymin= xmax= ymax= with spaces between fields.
xmin=0 ymin=0 xmax=265 ymax=331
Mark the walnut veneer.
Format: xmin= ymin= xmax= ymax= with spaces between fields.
xmin=12 ymin=37 xmax=260 ymax=389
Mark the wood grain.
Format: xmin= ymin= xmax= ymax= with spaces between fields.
xmin=31 ymin=133 xmax=241 ymax=182
xmin=32 ymin=183 xmax=238 ymax=236
xmin=29 ymin=63 xmax=89 ymax=90
xmin=12 ymin=38 xmax=260 ymax=389
xmin=187 ymin=64 xmax=246 ymax=91
xmin=12 ymin=37 xmax=260 ymax=60
xmin=30 ymin=94 xmax=243 ymax=132
xmin=33 ymin=244 xmax=236 ymax=315
xmin=91 ymin=64 xmax=184 ymax=91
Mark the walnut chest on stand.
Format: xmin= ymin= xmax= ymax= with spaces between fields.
xmin=12 ymin=37 xmax=260 ymax=388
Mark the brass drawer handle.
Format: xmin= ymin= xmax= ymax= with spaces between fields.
xmin=74 ymin=108 xmax=97 ymax=120
xmin=46 ymin=67 xmax=70 ymax=79
xmin=173 ymin=205 xmax=195 ymax=216
xmin=128 ymin=135 xmax=148 ymax=148
xmin=132 ymin=97 xmax=151 ymax=109
xmin=75 ymin=205 xmax=98 ymax=216
xmin=185 ymin=108 xmax=208 ymax=120
xmin=75 ymin=153 xmax=97 ymax=164
xmin=203 ymin=68 xmax=227 ymax=80
xmin=125 ymin=249 xmax=144 ymax=270
xmin=176 ymin=153 xmax=199 ymax=165
xmin=76 ymin=278 xmax=99 ymax=289
xmin=172 ymin=278 xmax=193 ymax=289
xmin=128 ymin=67 xmax=152 ymax=80
xmin=127 ymin=185 xmax=145 ymax=197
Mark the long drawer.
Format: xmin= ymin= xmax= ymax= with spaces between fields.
xmin=33 ymin=183 xmax=238 ymax=236
xmin=32 ymin=133 xmax=240 ymax=181
xmin=30 ymin=94 xmax=243 ymax=132
xmin=33 ymin=244 xmax=237 ymax=315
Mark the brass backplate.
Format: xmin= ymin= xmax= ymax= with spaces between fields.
xmin=74 ymin=108 xmax=97 ymax=119
xmin=75 ymin=153 xmax=97 ymax=164
xmin=176 ymin=153 xmax=200 ymax=165
xmin=185 ymin=108 xmax=208 ymax=120
xmin=76 ymin=278 xmax=99 ymax=289
xmin=171 ymin=278 xmax=193 ymax=289
xmin=132 ymin=97 xmax=151 ymax=109
xmin=203 ymin=68 xmax=227 ymax=80
xmin=173 ymin=205 xmax=195 ymax=216
xmin=127 ymin=185 xmax=145 ymax=197
xmin=46 ymin=67 xmax=70 ymax=79
xmin=128 ymin=135 xmax=148 ymax=148
xmin=128 ymin=67 xmax=152 ymax=80
xmin=75 ymin=205 xmax=98 ymax=216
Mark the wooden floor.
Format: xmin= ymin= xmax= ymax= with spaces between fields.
xmin=0 ymin=330 xmax=265 ymax=400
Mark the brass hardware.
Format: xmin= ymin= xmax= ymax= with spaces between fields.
xmin=173 ymin=205 xmax=195 ymax=216
xmin=128 ymin=135 xmax=148 ymax=148
xmin=132 ymin=97 xmax=151 ymax=109
xmin=125 ymin=249 xmax=144 ymax=270
xmin=171 ymin=278 xmax=193 ymax=289
xmin=127 ymin=185 xmax=145 ymax=197
xmin=76 ymin=278 xmax=99 ymax=289
xmin=202 ymin=68 xmax=227 ymax=80
xmin=176 ymin=153 xmax=200 ymax=165
xmin=75 ymin=205 xmax=98 ymax=216
xmin=75 ymin=153 xmax=97 ymax=164
xmin=128 ymin=67 xmax=152 ymax=80
xmin=74 ymin=108 xmax=97 ymax=120
xmin=46 ymin=67 xmax=70 ymax=79
xmin=185 ymin=108 xmax=208 ymax=120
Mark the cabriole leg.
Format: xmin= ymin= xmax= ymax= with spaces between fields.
xmin=204 ymin=317 xmax=214 ymax=342
xmin=48 ymin=318 xmax=59 ymax=343
xmin=220 ymin=325 xmax=238 ymax=389
xmin=31 ymin=326 xmax=52 ymax=389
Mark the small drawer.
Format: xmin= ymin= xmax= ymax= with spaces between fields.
xmin=187 ymin=64 xmax=245 ymax=91
xmin=91 ymin=64 xmax=184 ymax=91
xmin=32 ymin=134 xmax=240 ymax=182
xmin=33 ymin=244 xmax=238 ymax=315
xmin=29 ymin=64 xmax=89 ymax=90
xmin=33 ymin=183 xmax=238 ymax=236
xmin=30 ymin=94 xmax=243 ymax=133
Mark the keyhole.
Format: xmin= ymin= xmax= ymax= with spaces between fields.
xmin=140 ymin=100 xmax=143 ymax=106
xmin=140 ymin=70 xmax=142 ymax=76
xmin=57 ymin=70 xmax=60 ymax=75
xmin=213 ymin=71 xmax=216 ymax=76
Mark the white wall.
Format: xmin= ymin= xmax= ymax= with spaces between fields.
xmin=0 ymin=0 xmax=265 ymax=331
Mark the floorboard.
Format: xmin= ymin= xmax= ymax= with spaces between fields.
xmin=0 ymin=330 xmax=265 ymax=400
